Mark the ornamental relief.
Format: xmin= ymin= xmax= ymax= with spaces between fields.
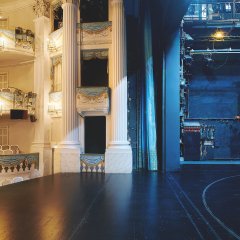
xmin=76 ymin=87 xmax=110 ymax=116
xmin=80 ymin=22 xmax=112 ymax=45
xmin=33 ymin=0 xmax=50 ymax=18
xmin=77 ymin=92 xmax=108 ymax=104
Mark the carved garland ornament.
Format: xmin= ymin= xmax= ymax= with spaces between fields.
xmin=33 ymin=0 xmax=50 ymax=18
xmin=77 ymin=92 xmax=108 ymax=104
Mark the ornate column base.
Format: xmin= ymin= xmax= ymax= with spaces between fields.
xmin=105 ymin=145 xmax=132 ymax=173
xmin=54 ymin=145 xmax=80 ymax=173
xmin=31 ymin=143 xmax=52 ymax=176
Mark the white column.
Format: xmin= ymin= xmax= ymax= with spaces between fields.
xmin=55 ymin=0 xmax=80 ymax=173
xmin=105 ymin=0 xmax=132 ymax=173
xmin=62 ymin=1 xmax=79 ymax=145
xmin=31 ymin=16 xmax=52 ymax=176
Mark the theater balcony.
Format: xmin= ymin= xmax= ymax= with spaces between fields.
xmin=76 ymin=87 xmax=110 ymax=117
xmin=0 ymin=27 xmax=35 ymax=66
xmin=47 ymin=21 xmax=112 ymax=57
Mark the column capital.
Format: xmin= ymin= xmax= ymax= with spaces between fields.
xmin=62 ymin=0 xmax=79 ymax=5
xmin=33 ymin=0 xmax=50 ymax=18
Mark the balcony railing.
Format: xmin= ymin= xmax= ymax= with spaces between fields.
xmin=76 ymin=87 xmax=110 ymax=117
xmin=0 ymin=88 xmax=37 ymax=118
xmin=80 ymin=21 xmax=112 ymax=45
xmin=0 ymin=27 xmax=34 ymax=53
xmin=0 ymin=152 xmax=39 ymax=186
xmin=48 ymin=21 xmax=112 ymax=55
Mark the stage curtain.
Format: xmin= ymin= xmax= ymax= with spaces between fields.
xmin=125 ymin=0 xmax=190 ymax=170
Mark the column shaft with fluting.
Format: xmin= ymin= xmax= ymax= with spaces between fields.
xmin=105 ymin=0 xmax=132 ymax=173
xmin=62 ymin=2 xmax=79 ymax=145
xmin=110 ymin=0 xmax=129 ymax=147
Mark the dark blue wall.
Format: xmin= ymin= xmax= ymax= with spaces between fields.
xmin=125 ymin=0 xmax=191 ymax=171
xmin=188 ymin=56 xmax=240 ymax=159
xmin=198 ymin=120 xmax=240 ymax=159
xmin=189 ymin=58 xmax=240 ymax=118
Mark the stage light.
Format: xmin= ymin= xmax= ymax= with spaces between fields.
xmin=213 ymin=30 xmax=224 ymax=40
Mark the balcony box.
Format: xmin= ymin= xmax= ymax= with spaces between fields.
xmin=76 ymin=87 xmax=110 ymax=117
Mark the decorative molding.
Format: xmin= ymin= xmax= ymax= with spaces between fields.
xmin=52 ymin=55 xmax=62 ymax=66
xmin=0 ymin=153 xmax=39 ymax=170
xmin=80 ymin=22 xmax=112 ymax=46
xmin=48 ymin=28 xmax=63 ymax=57
xmin=76 ymin=87 xmax=110 ymax=117
xmin=0 ymin=29 xmax=34 ymax=58
xmin=48 ymin=22 xmax=112 ymax=55
xmin=82 ymin=49 xmax=108 ymax=60
xmin=0 ymin=88 xmax=37 ymax=117
xmin=33 ymin=0 xmax=50 ymax=18
xmin=48 ymin=91 xmax=62 ymax=117
xmin=0 ymin=152 xmax=40 ymax=186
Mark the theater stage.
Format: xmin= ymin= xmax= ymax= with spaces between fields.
xmin=0 ymin=165 xmax=240 ymax=240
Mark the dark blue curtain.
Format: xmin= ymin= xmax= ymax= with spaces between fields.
xmin=125 ymin=0 xmax=191 ymax=171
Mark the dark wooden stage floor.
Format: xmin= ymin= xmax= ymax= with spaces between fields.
xmin=1 ymin=165 xmax=240 ymax=240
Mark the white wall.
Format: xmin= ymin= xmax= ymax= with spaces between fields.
xmin=1 ymin=63 xmax=34 ymax=92
xmin=2 ymin=6 xmax=35 ymax=31
xmin=0 ymin=63 xmax=35 ymax=152
xmin=0 ymin=120 xmax=35 ymax=153
xmin=50 ymin=118 xmax=62 ymax=144
xmin=0 ymin=3 xmax=35 ymax=153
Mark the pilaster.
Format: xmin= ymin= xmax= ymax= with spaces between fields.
xmin=54 ymin=0 xmax=80 ymax=172
xmin=31 ymin=14 xmax=52 ymax=176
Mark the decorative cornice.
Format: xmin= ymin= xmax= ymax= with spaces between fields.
xmin=33 ymin=0 xmax=50 ymax=18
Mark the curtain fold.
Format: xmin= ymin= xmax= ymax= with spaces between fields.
xmin=126 ymin=0 xmax=191 ymax=171
xmin=143 ymin=0 xmax=158 ymax=170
